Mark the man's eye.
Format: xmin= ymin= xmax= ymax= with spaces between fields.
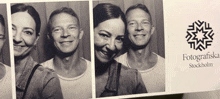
xmin=69 ymin=26 xmax=77 ymax=30
xmin=0 ymin=35 xmax=5 ymax=39
xmin=142 ymin=21 xmax=150 ymax=25
xmin=128 ymin=22 xmax=136 ymax=26
xmin=53 ymin=28 xmax=62 ymax=32
xmin=12 ymin=27 xmax=16 ymax=31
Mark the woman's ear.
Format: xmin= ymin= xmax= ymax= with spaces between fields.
xmin=33 ymin=34 xmax=40 ymax=46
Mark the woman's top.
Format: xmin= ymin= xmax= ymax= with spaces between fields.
xmin=115 ymin=52 xmax=165 ymax=92
xmin=41 ymin=57 xmax=92 ymax=99
xmin=0 ymin=63 xmax=12 ymax=99
xmin=16 ymin=56 xmax=63 ymax=99
xmin=97 ymin=60 xmax=147 ymax=97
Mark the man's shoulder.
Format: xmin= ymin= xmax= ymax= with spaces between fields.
xmin=40 ymin=58 xmax=54 ymax=69
xmin=153 ymin=53 xmax=165 ymax=66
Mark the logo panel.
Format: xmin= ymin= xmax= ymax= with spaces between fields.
xmin=186 ymin=20 xmax=214 ymax=51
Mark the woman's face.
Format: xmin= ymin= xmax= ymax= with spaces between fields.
xmin=12 ymin=12 xmax=38 ymax=57
xmin=94 ymin=18 xmax=125 ymax=63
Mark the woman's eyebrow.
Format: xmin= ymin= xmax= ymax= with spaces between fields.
xmin=99 ymin=30 xmax=111 ymax=36
xmin=23 ymin=27 xmax=35 ymax=32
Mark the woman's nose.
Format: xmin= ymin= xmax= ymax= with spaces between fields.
xmin=13 ymin=31 xmax=22 ymax=43
xmin=106 ymin=38 xmax=116 ymax=51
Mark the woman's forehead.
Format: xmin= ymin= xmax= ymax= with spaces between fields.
xmin=12 ymin=12 xmax=36 ymax=30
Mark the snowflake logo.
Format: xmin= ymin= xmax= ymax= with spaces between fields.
xmin=186 ymin=20 xmax=214 ymax=51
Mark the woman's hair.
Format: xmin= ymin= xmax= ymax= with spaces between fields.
xmin=93 ymin=3 xmax=126 ymax=28
xmin=47 ymin=7 xmax=79 ymax=35
xmin=0 ymin=14 xmax=5 ymax=27
xmin=11 ymin=3 xmax=41 ymax=36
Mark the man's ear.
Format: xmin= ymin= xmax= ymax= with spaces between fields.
xmin=79 ymin=29 xmax=84 ymax=39
xmin=47 ymin=33 xmax=51 ymax=41
xmin=150 ymin=26 xmax=155 ymax=35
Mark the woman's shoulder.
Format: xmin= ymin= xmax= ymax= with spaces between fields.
xmin=33 ymin=63 xmax=59 ymax=82
xmin=115 ymin=61 xmax=140 ymax=80
xmin=120 ymin=62 xmax=138 ymax=74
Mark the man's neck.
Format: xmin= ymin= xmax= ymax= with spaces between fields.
xmin=127 ymin=45 xmax=157 ymax=70
xmin=53 ymin=49 xmax=87 ymax=78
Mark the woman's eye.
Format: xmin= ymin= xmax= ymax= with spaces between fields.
xmin=24 ymin=31 xmax=33 ymax=35
xmin=116 ymin=37 xmax=124 ymax=43
xmin=99 ymin=33 xmax=109 ymax=38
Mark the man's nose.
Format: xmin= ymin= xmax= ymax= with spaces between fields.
xmin=61 ymin=29 xmax=70 ymax=38
xmin=135 ymin=23 xmax=143 ymax=31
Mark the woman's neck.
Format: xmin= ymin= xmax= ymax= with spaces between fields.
xmin=15 ymin=55 xmax=30 ymax=81
xmin=95 ymin=57 xmax=112 ymax=77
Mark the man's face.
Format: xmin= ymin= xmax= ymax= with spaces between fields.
xmin=0 ymin=23 xmax=5 ymax=53
xmin=50 ymin=13 xmax=83 ymax=54
xmin=126 ymin=8 xmax=154 ymax=47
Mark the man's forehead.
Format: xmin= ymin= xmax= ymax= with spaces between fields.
xmin=126 ymin=8 xmax=151 ymax=20
xmin=51 ymin=13 xmax=80 ymax=26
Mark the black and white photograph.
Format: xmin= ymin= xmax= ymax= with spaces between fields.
xmin=11 ymin=1 xmax=91 ymax=99
xmin=1 ymin=0 xmax=220 ymax=99
xmin=93 ymin=0 xmax=165 ymax=98
xmin=0 ymin=3 xmax=12 ymax=99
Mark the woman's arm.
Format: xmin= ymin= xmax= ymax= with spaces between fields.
xmin=135 ymin=70 xmax=148 ymax=93
xmin=41 ymin=72 xmax=63 ymax=99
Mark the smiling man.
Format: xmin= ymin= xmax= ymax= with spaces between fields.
xmin=115 ymin=4 xmax=165 ymax=93
xmin=41 ymin=7 xmax=91 ymax=99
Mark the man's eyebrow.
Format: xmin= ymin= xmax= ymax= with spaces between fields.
xmin=51 ymin=26 xmax=61 ymax=30
xmin=12 ymin=24 xmax=16 ymax=27
xmin=127 ymin=20 xmax=135 ymax=23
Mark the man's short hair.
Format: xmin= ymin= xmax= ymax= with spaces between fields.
xmin=47 ymin=7 xmax=80 ymax=36
xmin=125 ymin=4 xmax=152 ymax=23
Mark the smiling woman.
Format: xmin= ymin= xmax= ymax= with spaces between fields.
xmin=11 ymin=3 xmax=63 ymax=99
xmin=94 ymin=3 xmax=147 ymax=97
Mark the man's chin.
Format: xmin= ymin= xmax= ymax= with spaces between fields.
xmin=131 ymin=43 xmax=147 ymax=49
